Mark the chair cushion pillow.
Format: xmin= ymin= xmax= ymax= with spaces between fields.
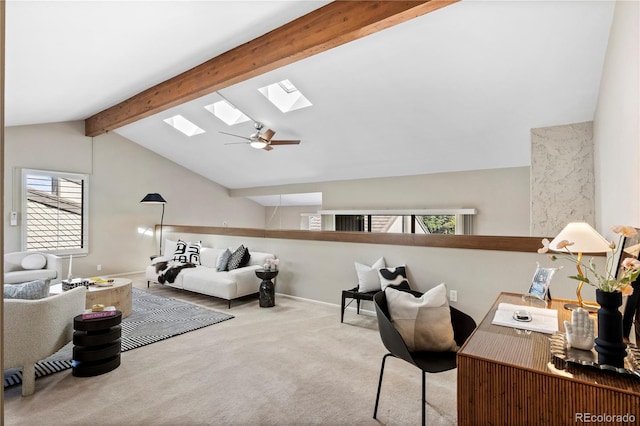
xmin=172 ymin=240 xmax=201 ymax=264
xmin=3 ymin=279 xmax=50 ymax=300
xmin=216 ymin=248 xmax=233 ymax=271
xmin=384 ymin=283 xmax=458 ymax=352
xmin=21 ymin=253 xmax=47 ymax=270
xmin=378 ymin=265 xmax=410 ymax=290
xmin=355 ymin=257 xmax=386 ymax=292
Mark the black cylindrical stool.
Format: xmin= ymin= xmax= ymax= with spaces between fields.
xmin=72 ymin=311 xmax=122 ymax=377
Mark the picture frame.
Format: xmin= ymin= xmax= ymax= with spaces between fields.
xmin=618 ymin=228 xmax=640 ymax=339
xmin=523 ymin=263 xmax=559 ymax=306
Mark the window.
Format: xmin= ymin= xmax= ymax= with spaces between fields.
xmin=317 ymin=209 xmax=476 ymax=235
xmin=22 ymin=169 xmax=88 ymax=254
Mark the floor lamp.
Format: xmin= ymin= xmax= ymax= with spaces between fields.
xmin=141 ymin=193 xmax=167 ymax=256
xmin=549 ymin=222 xmax=611 ymax=312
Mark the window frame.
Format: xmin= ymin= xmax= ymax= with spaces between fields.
xmin=21 ymin=168 xmax=89 ymax=255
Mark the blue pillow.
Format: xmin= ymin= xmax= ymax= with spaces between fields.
xmin=3 ymin=279 xmax=50 ymax=300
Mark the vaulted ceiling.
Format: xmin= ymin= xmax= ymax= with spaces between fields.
xmin=6 ymin=1 xmax=615 ymax=193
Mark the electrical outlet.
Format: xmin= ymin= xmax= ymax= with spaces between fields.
xmin=449 ymin=290 xmax=458 ymax=302
xmin=97 ymin=264 xmax=102 ymax=271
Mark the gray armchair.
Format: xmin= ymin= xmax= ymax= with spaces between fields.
xmin=3 ymin=286 xmax=86 ymax=396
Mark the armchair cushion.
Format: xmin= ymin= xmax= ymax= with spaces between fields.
xmin=21 ymin=254 xmax=47 ymax=270
xmin=4 ymin=279 xmax=50 ymax=300
xmin=384 ymin=283 xmax=457 ymax=352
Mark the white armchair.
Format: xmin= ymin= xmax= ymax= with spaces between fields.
xmin=4 ymin=251 xmax=62 ymax=284
xmin=3 ymin=286 xmax=86 ymax=396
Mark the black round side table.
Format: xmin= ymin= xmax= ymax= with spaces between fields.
xmin=72 ymin=311 xmax=122 ymax=377
xmin=256 ymin=269 xmax=278 ymax=308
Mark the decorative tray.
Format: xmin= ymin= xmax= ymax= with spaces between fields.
xmin=549 ymin=333 xmax=640 ymax=378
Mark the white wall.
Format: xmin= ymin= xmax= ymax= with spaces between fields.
xmin=237 ymin=166 xmax=532 ymax=236
xmin=594 ymin=0 xmax=640 ymax=239
xmin=4 ymin=121 xmax=266 ymax=278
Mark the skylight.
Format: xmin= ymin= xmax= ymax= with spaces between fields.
xmin=258 ymin=79 xmax=312 ymax=113
xmin=163 ymin=115 xmax=205 ymax=136
xmin=204 ymin=100 xmax=250 ymax=126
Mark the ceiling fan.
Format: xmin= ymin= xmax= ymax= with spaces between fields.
xmin=220 ymin=122 xmax=301 ymax=151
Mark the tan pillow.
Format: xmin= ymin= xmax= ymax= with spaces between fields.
xmin=384 ymin=283 xmax=458 ymax=352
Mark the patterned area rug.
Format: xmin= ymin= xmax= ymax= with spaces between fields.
xmin=4 ymin=288 xmax=234 ymax=388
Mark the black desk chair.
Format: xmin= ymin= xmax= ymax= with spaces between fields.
xmin=373 ymin=289 xmax=476 ymax=426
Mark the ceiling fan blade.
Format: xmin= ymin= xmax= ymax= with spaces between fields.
xmin=263 ymin=145 xmax=274 ymax=151
xmin=261 ymin=129 xmax=276 ymax=142
xmin=269 ymin=140 xmax=301 ymax=145
xmin=219 ymin=131 xmax=251 ymax=141
xmin=224 ymin=141 xmax=250 ymax=145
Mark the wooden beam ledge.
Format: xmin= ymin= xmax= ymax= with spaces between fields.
xmin=85 ymin=1 xmax=459 ymax=136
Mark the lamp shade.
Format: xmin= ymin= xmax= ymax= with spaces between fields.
xmin=140 ymin=193 xmax=167 ymax=204
xmin=549 ymin=222 xmax=610 ymax=253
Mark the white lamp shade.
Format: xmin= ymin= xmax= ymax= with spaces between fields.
xmin=549 ymin=222 xmax=611 ymax=253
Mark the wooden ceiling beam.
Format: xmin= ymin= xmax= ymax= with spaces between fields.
xmin=85 ymin=0 xmax=458 ymax=137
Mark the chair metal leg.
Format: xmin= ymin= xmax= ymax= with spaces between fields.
xmin=422 ymin=370 xmax=426 ymax=426
xmin=373 ymin=353 xmax=394 ymax=419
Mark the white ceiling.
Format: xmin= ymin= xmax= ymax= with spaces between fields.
xmin=6 ymin=1 xmax=615 ymax=195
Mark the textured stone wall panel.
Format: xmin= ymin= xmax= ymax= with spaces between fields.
xmin=531 ymin=122 xmax=595 ymax=236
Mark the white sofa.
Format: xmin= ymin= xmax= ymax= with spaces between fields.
xmin=4 ymin=251 xmax=62 ymax=285
xmin=146 ymin=241 xmax=275 ymax=307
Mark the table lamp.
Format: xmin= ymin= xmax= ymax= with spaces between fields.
xmin=140 ymin=193 xmax=167 ymax=256
xmin=549 ymin=222 xmax=611 ymax=312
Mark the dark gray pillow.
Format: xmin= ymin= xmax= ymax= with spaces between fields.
xmin=227 ymin=245 xmax=249 ymax=270
xmin=4 ymin=279 xmax=50 ymax=300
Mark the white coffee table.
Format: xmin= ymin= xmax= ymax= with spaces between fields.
xmin=50 ymin=278 xmax=133 ymax=318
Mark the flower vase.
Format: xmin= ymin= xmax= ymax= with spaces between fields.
xmin=594 ymin=289 xmax=627 ymax=368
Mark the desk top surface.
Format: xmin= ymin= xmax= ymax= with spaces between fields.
xmin=458 ymin=292 xmax=640 ymax=394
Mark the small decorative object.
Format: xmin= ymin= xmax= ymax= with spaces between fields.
xmin=564 ymin=307 xmax=594 ymax=351
xmin=540 ymin=224 xmax=640 ymax=367
xmin=67 ymin=254 xmax=73 ymax=281
xmin=265 ymin=258 xmax=279 ymax=272
xmin=522 ymin=263 xmax=558 ymax=306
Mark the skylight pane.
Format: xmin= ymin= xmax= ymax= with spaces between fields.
xmin=204 ymin=100 xmax=250 ymax=126
xmin=163 ymin=115 xmax=205 ymax=136
xmin=258 ymin=79 xmax=312 ymax=113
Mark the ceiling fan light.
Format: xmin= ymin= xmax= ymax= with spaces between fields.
xmin=250 ymin=140 xmax=268 ymax=149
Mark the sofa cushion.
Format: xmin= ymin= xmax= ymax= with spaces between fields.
xmin=216 ymin=248 xmax=233 ymax=272
xmin=384 ymin=283 xmax=457 ymax=352
xmin=355 ymin=257 xmax=386 ymax=292
xmin=172 ymin=240 xmax=201 ymax=264
xmin=4 ymin=279 xmax=50 ymax=300
xmin=21 ymin=253 xmax=47 ymax=270
xmin=227 ymin=245 xmax=250 ymax=270
xmin=378 ymin=265 xmax=410 ymax=290
xmin=200 ymin=247 xmax=223 ymax=269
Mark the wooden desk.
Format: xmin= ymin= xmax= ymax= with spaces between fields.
xmin=457 ymin=292 xmax=640 ymax=425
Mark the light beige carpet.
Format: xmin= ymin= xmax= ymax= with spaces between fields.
xmin=3 ymin=275 xmax=458 ymax=425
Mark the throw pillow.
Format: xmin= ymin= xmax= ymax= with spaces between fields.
xmin=21 ymin=253 xmax=47 ymax=270
xmin=378 ymin=265 xmax=410 ymax=290
xmin=355 ymin=257 xmax=386 ymax=292
xmin=3 ymin=279 xmax=50 ymax=300
xmin=172 ymin=240 xmax=201 ymax=264
xmin=384 ymin=283 xmax=458 ymax=352
xmin=227 ymin=245 xmax=249 ymax=271
xmin=216 ymin=248 xmax=233 ymax=272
